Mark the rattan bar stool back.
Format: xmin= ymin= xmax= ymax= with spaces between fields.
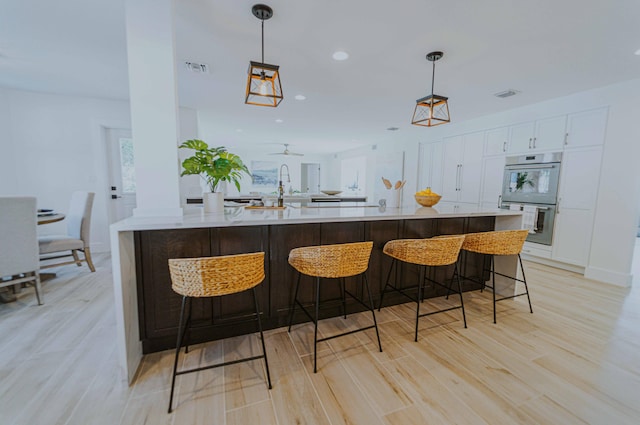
xmin=287 ymin=241 xmax=382 ymax=373
xmin=167 ymin=252 xmax=271 ymax=413
xmin=460 ymin=229 xmax=533 ymax=323
xmin=379 ymin=235 xmax=467 ymax=341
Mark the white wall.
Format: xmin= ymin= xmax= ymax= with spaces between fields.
xmin=0 ymin=88 xmax=198 ymax=253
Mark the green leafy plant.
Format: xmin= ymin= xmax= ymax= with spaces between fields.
xmin=178 ymin=139 xmax=250 ymax=192
xmin=515 ymin=172 xmax=535 ymax=191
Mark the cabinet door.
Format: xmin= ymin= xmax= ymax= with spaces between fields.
xmin=481 ymin=155 xmax=506 ymax=206
xmin=552 ymin=208 xmax=593 ymax=266
xmin=558 ymin=147 xmax=602 ymax=209
xmin=565 ymin=107 xmax=608 ymax=148
xmin=508 ymin=122 xmax=535 ymax=153
xmin=533 ymin=115 xmax=566 ymax=151
xmin=417 ymin=141 xmax=443 ymax=194
xmin=459 ymin=132 xmax=484 ymax=204
xmin=485 ymin=127 xmax=508 ymax=156
xmin=441 ymin=136 xmax=462 ymax=201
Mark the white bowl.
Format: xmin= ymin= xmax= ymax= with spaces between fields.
xmin=320 ymin=190 xmax=342 ymax=196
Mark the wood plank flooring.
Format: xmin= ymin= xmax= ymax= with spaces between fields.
xmin=1 ymin=249 xmax=639 ymax=425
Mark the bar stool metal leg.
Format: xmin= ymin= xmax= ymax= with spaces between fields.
xmin=168 ymin=296 xmax=188 ymax=413
xmin=518 ymin=254 xmax=533 ymax=314
xmin=340 ymin=278 xmax=347 ymax=319
xmin=378 ymin=259 xmax=397 ymax=311
xmin=415 ymin=266 xmax=425 ymax=342
xmin=252 ymin=287 xmax=272 ymax=389
xmin=454 ymin=263 xmax=467 ymax=328
xmin=287 ymin=272 xmax=302 ymax=332
xmin=491 ymin=256 xmax=497 ymax=324
xmin=314 ymin=277 xmax=321 ymax=373
xmin=362 ymin=273 xmax=382 ymax=352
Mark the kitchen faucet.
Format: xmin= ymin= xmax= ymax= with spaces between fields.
xmin=278 ymin=164 xmax=290 ymax=207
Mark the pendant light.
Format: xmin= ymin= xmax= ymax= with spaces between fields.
xmin=411 ymin=51 xmax=450 ymax=127
xmin=245 ymin=4 xmax=283 ymax=107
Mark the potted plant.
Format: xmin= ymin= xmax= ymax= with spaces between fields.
xmin=179 ymin=139 xmax=251 ymax=212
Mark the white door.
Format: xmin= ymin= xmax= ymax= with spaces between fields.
xmin=106 ymin=128 xmax=136 ymax=223
xmin=441 ymin=136 xmax=462 ymax=202
xmin=459 ymin=132 xmax=484 ymax=204
xmin=301 ymin=163 xmax=321 ymax=193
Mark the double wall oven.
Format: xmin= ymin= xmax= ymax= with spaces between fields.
xmin=500 ymin=152 xmax=562 ymax=245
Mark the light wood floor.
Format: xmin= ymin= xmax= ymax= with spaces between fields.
xmin=1 ymin=249 xmax=640 ymax=425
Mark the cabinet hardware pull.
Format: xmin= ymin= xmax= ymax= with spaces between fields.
xmin=557 ymin=197 xmax=561 ymax=214
xmin=533 ymin=137 xmax=537 ymax=149
xmin=564 ymin=132 xmax=569 ymax=145
xmin=503 ymin=141 xmax=507 ymax=152
xmin=498 ymin=195 xmax=502 ymax=208
xmin=528 ymin=138 xmax=532 ymax=149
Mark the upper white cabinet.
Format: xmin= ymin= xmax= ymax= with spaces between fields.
xmin=508 ymin=115 xmax=567 ymax=154
xmin=484 ymin=127 xmax=509 ymax=156
xmin=441 ymin=132 xmax=484 ymax=204
xmin=480 ymin=155 xmax=506 ymax=208
xmin=564 ymin=107 xmax=608 ymax=149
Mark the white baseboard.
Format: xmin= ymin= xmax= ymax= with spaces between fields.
xmin=521 ymin=254 xmax=585 ymax=274
xmin=585 ymin=266 xmax=632 ymax=287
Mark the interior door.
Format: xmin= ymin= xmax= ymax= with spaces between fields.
xmin=301 ymin=163 xmax=320 ymax=193
xmin=106 ymin=128 xmax=136 ymax=223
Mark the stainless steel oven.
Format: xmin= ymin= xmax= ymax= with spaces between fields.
xmin=500 ymin=152 xmax=561 ymax=246
xmin=500 ymin=202 xmax=556 ymax=245
xmin=501 ymin=152 xmax=562 ymax=205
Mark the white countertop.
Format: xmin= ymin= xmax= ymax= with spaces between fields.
xmin=111 ymin=203 xmax=522 ymax=232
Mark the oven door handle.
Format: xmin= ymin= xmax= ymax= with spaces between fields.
xmin=505 ymin=163 xmax=557 ymax=170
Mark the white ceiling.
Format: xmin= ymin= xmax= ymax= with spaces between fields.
xmin=1 ymin=0 xmax=639 ymax=154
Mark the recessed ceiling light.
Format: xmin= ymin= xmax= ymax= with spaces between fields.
xmin=332 ymin=51 xmax=349 ymax=61
xmin=635 ymin=49 xmax=640 ymax=56
xmin=386 ymin=127 xmax=399 ymax=131
xmin=294 ymin=94 xmax=306 ymax=101
xmin=275 ymin=119 xmax=283 ymax=123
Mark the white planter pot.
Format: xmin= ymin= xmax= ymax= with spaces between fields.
xmin=203 ymin=192 xmax=224 ymax=213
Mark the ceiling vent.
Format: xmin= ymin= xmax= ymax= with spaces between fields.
xmin=185 ymin=62 xmax=210 ymax=74
xmin=494 ymin=89 xmax=520 ymax=98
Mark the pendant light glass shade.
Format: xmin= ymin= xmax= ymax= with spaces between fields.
xmin=411 ymin=51 xmax=450 ymax=127
xmin=246 ymin=61 xmax=283 ymax=107
xmin=245 ymin=4 xmax=283 ymax=107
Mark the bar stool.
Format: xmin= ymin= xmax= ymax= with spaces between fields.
xmin=167 ymin=252 xmax=272 ymax=413
xmin=287 ymin=241 xmax=382 ymax=373
xmin=461 ymin=229 xmax=532 ymax=324
xmin=379 ymin=235 xmax=466 ymax=342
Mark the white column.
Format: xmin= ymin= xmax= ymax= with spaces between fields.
xmin=125 ymin=0 xmax=182 ymax=217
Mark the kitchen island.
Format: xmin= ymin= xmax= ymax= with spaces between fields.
xmin=111 ymin=204 xmax=522 ymax=383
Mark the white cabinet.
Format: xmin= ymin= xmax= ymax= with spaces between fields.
xmin=485 ymin=127 xmax=509 ymax=156
xmin=441 ymin=132 xmax=484 ymax=205
xmin=480 ymin=155 xmax=506 ymax=208
xmin=417 ymin=141 xmax=443 ymax=195
xmin=551 ymin=146 xmax=602 ymax=266
xmin=565 ymin=107 xmax=608 ymax=149
xmin=508 ymin=115 xmax=567 ymax=154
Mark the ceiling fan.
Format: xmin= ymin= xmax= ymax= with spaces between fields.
xmin=269 ymin=143 xmax=304 ymax=156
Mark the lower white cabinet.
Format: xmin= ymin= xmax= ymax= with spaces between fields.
xmin=552 ymin=208 xmax=593 ymax=266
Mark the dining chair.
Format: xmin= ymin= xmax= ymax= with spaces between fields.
xmin=39 ymin=191 xmax=96 ymax=272
xmin=0 ymin=197 xmax=44 ymax=305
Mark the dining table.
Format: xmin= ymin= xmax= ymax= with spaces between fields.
xmin=37 ymin=213 xmax=65 ymax=225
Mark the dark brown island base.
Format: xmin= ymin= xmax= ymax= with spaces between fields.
xmin=111 ymin=204 xmax=523 ymax=382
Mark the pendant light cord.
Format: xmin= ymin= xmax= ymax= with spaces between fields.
xmin=261 ymin=19 xmax=265 ymax=63
xmin=431 ymin=59 xmax=436 ymax=96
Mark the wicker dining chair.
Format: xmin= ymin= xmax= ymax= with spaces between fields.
xmin=461 ymin=229 xmax=532 ymax=323
xmin=379 ymin=235 xmax=467 ymax=342
xmin=167 ymin=252 xmax=271 ymax=413
xmin=287 ymin=241 xmax=382 ymax=373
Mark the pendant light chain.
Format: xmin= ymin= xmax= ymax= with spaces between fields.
xmin=261 ymin=18 xmax=265 ymax=64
